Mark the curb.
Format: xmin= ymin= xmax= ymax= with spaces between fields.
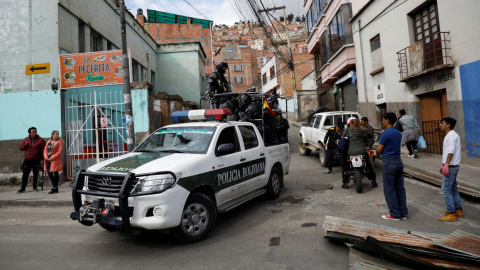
xmin=0 ymin=200 xmax=72 ymax=207
xmin=403 ymin=163 xmax=480 ymax=192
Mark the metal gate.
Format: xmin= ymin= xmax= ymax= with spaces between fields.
xmin=342 ymin=82 xmax=357 ymax=112
xmin=422 ymin=120 xmax=445 ymax=155
xmin=65 ymin=90 xmax=127 ymax=180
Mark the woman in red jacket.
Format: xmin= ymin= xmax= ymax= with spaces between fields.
xmin=43 ymin=130 xmax=64 ymax=194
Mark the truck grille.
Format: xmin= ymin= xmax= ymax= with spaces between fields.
xmin=86 ymin=175 xmax=138 ymax=193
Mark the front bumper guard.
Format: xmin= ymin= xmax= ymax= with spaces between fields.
xmin=70 ymin=170 xmax=176 ymax=231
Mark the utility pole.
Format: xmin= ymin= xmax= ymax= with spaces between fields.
xmin=258 ymin=6 xmax=300 ymax=121
xmin=118 ymin=0 xmax=135 ymax=152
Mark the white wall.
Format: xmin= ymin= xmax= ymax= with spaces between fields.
xmin=261 ymin=57 xmax=280 ymax=94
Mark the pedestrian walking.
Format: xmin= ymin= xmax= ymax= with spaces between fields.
xmin=43 ymin=130 xmax=64 ymax=194
xmin=323 ymin=121 xmax=344 ymax=175
xmin=376 ymin=113 xmax=408 ymax=221
xmin=18 ymin=127 xmax=46 ymax=194
xmin=438 ymin=117 xmax=463 ymax=222
xmin=398 ymin=109 xmax=420 ymax=158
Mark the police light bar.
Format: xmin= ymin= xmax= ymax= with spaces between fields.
xmin=172 ymin=109 xmax=232 ymax=121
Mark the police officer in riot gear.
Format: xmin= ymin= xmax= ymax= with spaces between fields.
xmin=275 ymin=109 xmax=289 ymax=144
xmin=239 ymin=94 xmax=262 ymax=127
xmin=206 ymin=62 xmax=231 ymax=108
xmin=219 ymin=96 xmax=240 ymax=120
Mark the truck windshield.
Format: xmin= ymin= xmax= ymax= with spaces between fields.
xmin=135 ymin=127 xmax=217 ymax=154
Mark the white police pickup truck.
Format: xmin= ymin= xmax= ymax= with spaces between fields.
xmin=298 ymin=111 xmax=360 ymax=167
xmin=70 ymin=109 xmax=290 ymax=243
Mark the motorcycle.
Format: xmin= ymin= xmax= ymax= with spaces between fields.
xmin=347 ymin=153 xmax=377 ymax=193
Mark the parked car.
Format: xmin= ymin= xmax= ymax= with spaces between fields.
xmin=298 ymin=111 xmax=361 ymax=167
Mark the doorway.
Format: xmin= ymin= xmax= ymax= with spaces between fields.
xmin=419 ymin=90 xmax=448 ymax=154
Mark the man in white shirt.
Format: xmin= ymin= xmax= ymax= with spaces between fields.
xmin=438 ymin=117 xmax=463 ymax=222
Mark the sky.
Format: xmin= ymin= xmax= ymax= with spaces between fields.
xmin=125 ymin=0 xmax=306 ymax=26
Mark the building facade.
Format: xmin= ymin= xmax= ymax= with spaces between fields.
xmin=352 ymin=0 xmax=480 ymax=166
xmin=305 ymin=0 xmax=368 ymax=112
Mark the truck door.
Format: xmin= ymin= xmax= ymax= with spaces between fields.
xmin=313 ymin=115 xmax=326 ymax=145
xmin=305 ymin=117 xmax=316 ymax=143
xmin=213 ymin=126 xmax=246 ymax=205
xmin=237 ymin=125 xmax=267 ymax=191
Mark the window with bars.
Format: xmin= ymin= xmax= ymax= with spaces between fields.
xmin=370 ymin=35 xmax=381 ymax=52
xmin=270 ymin=66 xmax=275 ymax=79
xmin=262 ymin=73 xmax=267 ymax=85
xmin=234 ymin=65 xmax=243 ymax=72
xmin=411 ymin=1 xmax=442 ymax=69
xmin=234 ymin=77 xmax=243 ymax=84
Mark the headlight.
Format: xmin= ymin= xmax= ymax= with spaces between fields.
xmin=131 ymin=173 xmax=181 ymax=194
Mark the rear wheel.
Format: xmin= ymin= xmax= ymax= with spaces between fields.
xmin=319 ymin=147 xmax=327 ymax=167
xmin=355 ymin=168 xmax=363 ymax=193
xmin=173 ymin=193 xmax=216 ymax=244
xmin=266 ymin=166 xmax=282 ymax=200
xmin=298 ymin=139 xmax=311 ymax=156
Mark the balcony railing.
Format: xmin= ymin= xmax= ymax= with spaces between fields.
xmin=397 ymin=32 xmax=452 ymax=81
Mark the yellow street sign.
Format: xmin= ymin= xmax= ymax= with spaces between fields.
xmin=291 ymin=73 xmax=297 ymax=92
xmin=26 ymin=63 xmax=50 ymax=75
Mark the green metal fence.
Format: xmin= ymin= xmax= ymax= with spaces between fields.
xmin=146 ymin=9 xmax=211 ymax=28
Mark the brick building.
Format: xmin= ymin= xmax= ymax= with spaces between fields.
xmin=213 ymin=44 xmax=258 ymax=93
xmin=136 ymin=9 xmax=214 ymax=75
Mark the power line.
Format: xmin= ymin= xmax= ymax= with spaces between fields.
xmin=166 ymin=0 xmax=188 ymax=15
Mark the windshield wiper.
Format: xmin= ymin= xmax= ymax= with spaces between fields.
xmin=135 ymin=149 xmax=157 ymax=153
xmin=157 ymin=150 xmax=185 ymax=154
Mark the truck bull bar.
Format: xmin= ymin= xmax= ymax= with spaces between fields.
xmin=70 ymin=170 xmax=176 ymax=231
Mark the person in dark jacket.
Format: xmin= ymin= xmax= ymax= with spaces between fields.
xmin=361 ymin=117 xmax=375 ymax=149
xmin=219 ymin=96 xmax=240 ymax=120
xmin=206 ymin=62 xmax=231 ymax=108
xmin=346 ymin=119 xmax=377 ymax=188
xmin=18 ymin=127 xmax=46 ymax=193
xmin=275 ymin=109 xmax=289 ymax=144
xmin=324 ymin=122 xmax=345 ymax=174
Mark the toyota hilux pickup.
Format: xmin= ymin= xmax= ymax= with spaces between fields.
xmin=70 ymin=109 xmax=290 ymax=243
xmin=298 ymin=111 xmax=360 ymax=167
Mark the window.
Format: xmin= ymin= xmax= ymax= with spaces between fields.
xmin=227 ymin=47 xmax=233 ymax=53
xmin=238 ymin=126 xmax=259 ymax=150
xmin=342 ymin=114 xmax=352 ymax=124
xmin=306 ymin=4 xmax=315 ymax=37
xmin=207 ymin=57 xmax=210 ymax=66
xmin=328 ymin=6 xmax=347 ymax=53
xmin=370 ymin=35 xmax=381 ymax=52
xmin=316 ymin=0 xmax=323 ymax=19
xmin=262 ymin=73 xmax=267 ymax=85
xmin=234 ymin=65 xmax=243 ymax=72
xmin=107 ymin=41 xmax=113 ymax=51
xmin=132 ymin=59 xmax=139 ymax=82
xmin=270 ymin=66 xmax=275 ymax=79
xmin=151 ymin=71 xmax=156 ymax=91
xmin=412 ymin=2 xmax=442 ymax=69
xmin=334 ymin=114 xmax=343 ymax=125
xmin=314 ymin=115 xmax=322 ymax=128
xmin=307 ymin=117 xmax=316 ymax=127
xmin=213 ymin=59 xmax=216 ymax=65
xmin=90 ymin=30 xmax=103 ymax=52
xmin=319 ymin=32 xmax=328 ymax=67
xmin=205 ymin=38 xmax=209 ymax=47
xmin=78 ymin=20 xmax=86 ymax=53
xmin=216 ymin=127 xmax=240 ymax=154
xmin=319 ymin=92 xmax=327 ymax=107
xmin=234 ymin=77 xmax=243 ymax=84
xmin=323 ymin=115 xmax=333 ymax=129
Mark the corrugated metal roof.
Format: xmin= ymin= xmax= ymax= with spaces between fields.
xmin=349 ymin=248 xmax=414 ymax=270
xmin=430 ymin=230 xmax=480 ymax=259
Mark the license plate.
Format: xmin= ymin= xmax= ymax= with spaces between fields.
xmin=351 ymin=156 xmax=363 ymax=167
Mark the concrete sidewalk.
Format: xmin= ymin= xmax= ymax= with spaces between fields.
xmin=0 ymin=182 xmax=73 ymax=207
xmin=289 ymin=119 xmax=480 ymax=192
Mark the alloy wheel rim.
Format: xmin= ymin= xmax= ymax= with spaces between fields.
xmin=272 ymin=174 xmax=280 ymax=194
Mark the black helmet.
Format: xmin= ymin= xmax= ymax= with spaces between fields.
xmin=239 ymin=93 xmax=252 ymax=108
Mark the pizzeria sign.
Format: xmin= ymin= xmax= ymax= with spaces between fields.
xmin=59 ymin=50 xmax=131 ymax=89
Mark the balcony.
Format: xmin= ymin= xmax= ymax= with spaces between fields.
xmin=397 ymin=32 xmax=453 ymax=82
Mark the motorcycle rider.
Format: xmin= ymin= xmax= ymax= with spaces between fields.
xmin=206 ymin=62 xmax=231 ymax=108
xmin=346 ymin=119 xmax=377 ymax=188
xmin=323 ymin=121 xmax=345 ymax=176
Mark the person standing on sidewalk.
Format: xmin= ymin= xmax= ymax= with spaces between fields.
xmin=43 ymin=130 xmax=64 ymax=194
xmin=18 ymin=127 xmax=46 ymax=194
xmin=376 ymin=113 xmax=408 ymax=221
xmin=323 ymin=121 xmax=344 ymax=174
xmin=438 ymin=117 xmax=463 ymax=222
xmin=398 ymin=109 xmax=420 ymax=158
xmin=361 ymin=117 xmax=375 ymax=149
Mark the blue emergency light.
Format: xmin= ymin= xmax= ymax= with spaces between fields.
xmin=171 ymin=109 xmax=232 ymax=122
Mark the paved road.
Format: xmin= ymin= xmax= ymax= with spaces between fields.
xmin=1 ymin=125 xmax=479 ymax=270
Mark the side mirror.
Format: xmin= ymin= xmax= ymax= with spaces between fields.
xmin=216 ymin=143 xmax=235 ymax=156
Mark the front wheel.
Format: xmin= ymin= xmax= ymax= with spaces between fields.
xmin=266 ymin=166 xmax=282 ymax=200
xmin=172 ymin=193 xmax=217 ymax=244
xmin=319 ymin=147 xmax=327 ymax=167
xmin=298 ymin=139 xmax=311 ymax=156
xmin=355 ymin=168 xmax=363 ymax=193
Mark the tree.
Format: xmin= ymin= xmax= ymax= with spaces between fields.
xmin=287 ymin=13 xmax=294 ymax=22
xmin=295 ymin=16 xmax=301 ymax=22
xmin=279 ymin=16 xmax=284 ymax=22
